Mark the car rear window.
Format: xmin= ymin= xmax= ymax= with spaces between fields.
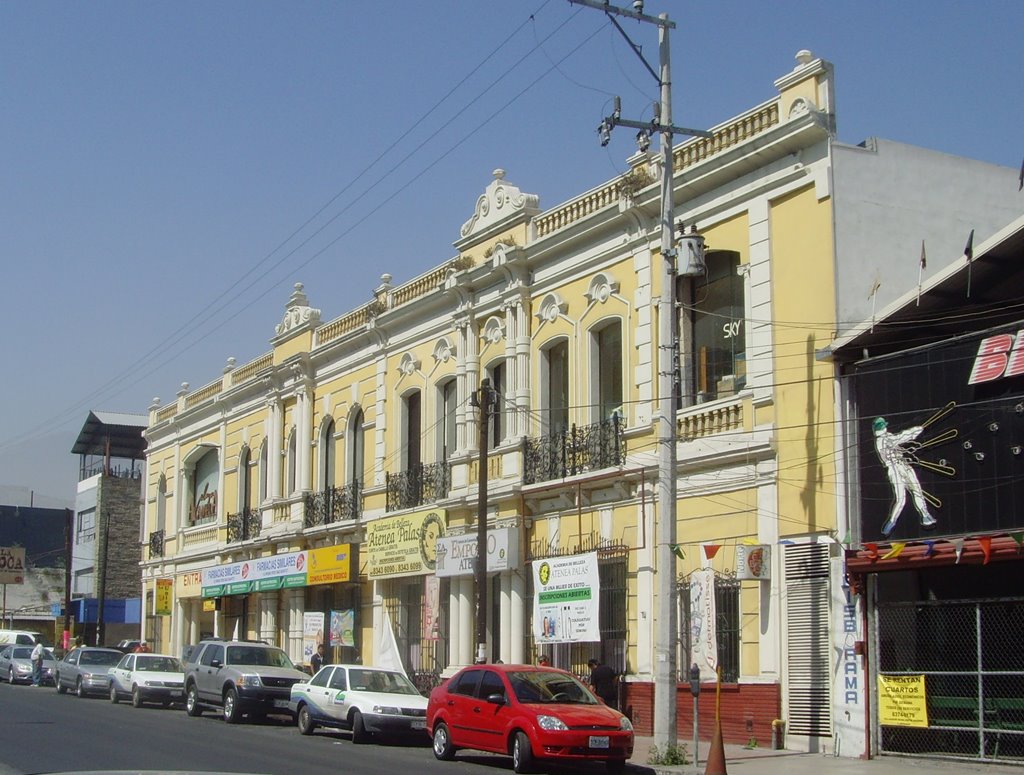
xmin=82 ymin=651 xmax=122 ymax=666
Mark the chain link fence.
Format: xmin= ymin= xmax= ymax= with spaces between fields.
xmin=876 ymin=598 xmax=1024 ymax=762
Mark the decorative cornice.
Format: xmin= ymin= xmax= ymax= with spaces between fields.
xmin=459 ymin=169 xmax=539 ymax=242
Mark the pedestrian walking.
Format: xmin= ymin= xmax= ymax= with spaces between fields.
xmin=588 ymin=658 xmax=618 ymax=708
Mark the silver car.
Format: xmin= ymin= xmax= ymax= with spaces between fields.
xmin=53 ymin=646 xmax=122 ymax=697
xmin=0 ymin=644 xmax=56 ymax=685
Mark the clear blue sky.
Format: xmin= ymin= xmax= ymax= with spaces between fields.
xmin=2 ymin=0 xmax=1022 ymax=505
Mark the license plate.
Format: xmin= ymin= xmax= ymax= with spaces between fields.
xmin=274 ymin=699 xmax=291 ymax=709
xmin=411 ymin=720 xmax=426 ymax=730
xmin=589 ymin=736 xmax=610 ymax=749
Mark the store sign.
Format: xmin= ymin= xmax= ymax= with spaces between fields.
xmin=0 ymin=546 xmax=25 ymax=585
xmin=201 ymin=550 xmax=307 ymax=597
xmin=155 ymin=578 xmax=173 ymax=616
xmin=968 ymin=331 xmax=1024 ymax=384
xmin=366 ymin=509 xmax=446 ymax=579
xmin=307 ymin=544 xmax=355 ymax=586
xmin=735 ymin=544 xmax=771 ymax=580
xmin=531 ymin=552 xmax=600 ymax=644
xmin=435 ymin=527 xmax=518 ymax=577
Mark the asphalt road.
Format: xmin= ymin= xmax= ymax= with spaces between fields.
xmin=0 ymin=678 xmax=536 ymax=775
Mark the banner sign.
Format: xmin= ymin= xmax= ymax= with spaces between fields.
xmin=155 ymin=578 xmax=173 ymax=616
xmin=435 ymin=527 xmax=518 ymax=577
xmin=307 ymin=544 xmax=355 ymax=586
xmin=201 ymin=551 xmax=307 ymax=597
xmin=330 ymin=609 xmax=355 ymax=648
xmin=689 ymin=568 xmax=719 ymax=681
xmin=0 ymin=546 xmax=26 ymax=585
xmin=531 ymin=552 xmax=600 ymax=643
xmin=878 ymin=674 xmax=929 ymax=727
xmin=303 ymin=612 xmax=325 ymax=665
xmin=366 ymin=509 xmax=446 ymax=579
xmin=423 ymin=575 xmax=441 ymax=641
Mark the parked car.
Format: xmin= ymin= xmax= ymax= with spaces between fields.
xmin=113 ymin=639 xmax=142 ymax=654
xmin=53 ymin=646 xmax=123 ymax=697
xmin=183 ymin=639 xmax=308 ymax=723
xmin=0 ymin=644 xmax=56 ymax=685
xmin=0 ymin=629 xmax=44 ymax=647
xmin=108 ymin=652 xmax=184 ymax=707
xmin=290 ymin=664 xmax=428 ymax=742
xmin=426 ymin=664 xmax=633 ymax=774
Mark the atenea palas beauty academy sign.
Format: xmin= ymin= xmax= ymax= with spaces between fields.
xmin=366 ymin=509 xmax=446 ymax=579
xmin=531 ymin=552 xmax=600 ymax=643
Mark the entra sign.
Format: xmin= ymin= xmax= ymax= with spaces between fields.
xmin=968 ymin=331 xmax=1024 ymax=385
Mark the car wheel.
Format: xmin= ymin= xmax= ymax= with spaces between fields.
xmin=432 ymin=722 xmax=455 ymax=761
xmin=109 ymin=683 xmax=119 ymax=703
xmin=76 ymin=678 xmax=87 ymax=699
xmin=55 ymin=674 xmax=66 ymax=694
xmin=351 ymin=710 xmax=368 ymax=744
xmin=7 ymin=668 xmax=13 ymax=684
xmin=512 ymin=731 xmax=534 ymax=774
xmin=132 ymin=687 xmax=143 ymax=708
xmin=606 ymin=758 xmax=626 ymax=774
xmin=223 ymin=687 xmax=241 ymax=724
xmin=297 ymin=704 xmax=316 ymax=735
xmin=185 ymin=683 xmax=203 ymax=717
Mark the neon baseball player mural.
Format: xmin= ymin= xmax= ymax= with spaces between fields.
xmin=872 ymin=402 xmax=958 ymax=537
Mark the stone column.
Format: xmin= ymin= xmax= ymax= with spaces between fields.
xmin=499 ymin=570 xmax=512 ymax=662
xmin=510 ymin=569 xmax=525 ymax=664
xmin=286 ymin=588 xmax=304 ymax=664
xmin=297 ymin=383 xmax=314 ymax=492
xmin=268 ymin=397 xmax=282 ymax=499
xmin=259 ymin=592 xmax=277 ymax=645
xmin=448 ymin=579 xmax=461 ymax=669
xmin=457 ymin=577 xmax=473 ymax=665
xmin=515 ymin=294 xmax=531 ymax=440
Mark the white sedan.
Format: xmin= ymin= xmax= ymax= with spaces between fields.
xmin=289 ymin=664 xmax=428 ymax=743
xmin=108 ymin=652 xmax=185 ymax=708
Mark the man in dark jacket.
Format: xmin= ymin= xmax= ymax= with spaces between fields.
xmin=588 ymin=658 xmax=618 ymax=708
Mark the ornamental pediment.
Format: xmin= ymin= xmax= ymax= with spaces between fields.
xmin=460 ymin=169 xmax=539 ymax=241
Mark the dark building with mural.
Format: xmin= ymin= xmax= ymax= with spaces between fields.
xmin=831 ymin=215 xmax=1024 ymax=763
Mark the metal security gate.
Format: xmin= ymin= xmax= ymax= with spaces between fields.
xmin=875 ymin=597 xmax=1024 ymax=763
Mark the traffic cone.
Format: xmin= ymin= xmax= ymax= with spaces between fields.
xmin=703 ymin=716 xmax=727 ymax=775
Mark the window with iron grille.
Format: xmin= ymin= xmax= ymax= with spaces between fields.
xmin=679 ymin=572 xmax=741 ymax=683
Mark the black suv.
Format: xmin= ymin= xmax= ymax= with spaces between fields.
xmin=183 ymin=639 xmax=308 ymax=723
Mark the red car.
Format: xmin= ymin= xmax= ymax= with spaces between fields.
xmin=426 ymin=663 xmax=633 ymax=773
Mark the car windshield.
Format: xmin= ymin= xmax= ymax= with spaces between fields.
xmin=507 ymin=671 xmax=599 ymax=705
xmin=226 ymin=646 xmax=294 ymax=668
xmin=348 ymin=669 xmax=420 ymax=695
xmin=137 ymin=656 xmax=183 ymax=672
xmin=81 ymin=651 xmax=122 ymax=666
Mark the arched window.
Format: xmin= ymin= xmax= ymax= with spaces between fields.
xmin=542 ymin=340 xmax=569 ymax=435
xmin=287 ymin=428 xmax=297 ymax=494
xmin=349 ymin=407 xmax=365 ymax=486
xmin=593 ymin=320 xmax=623 ymax=421
xmin=156 ymin=474 xmax=168 ymax=532
xmin=238 ymin=447 xmax=252 ymax=511
xmin=321 ymin=418 xmax=336 ymax=491
xmin=258 ymin=440 xmax=268 ymax=503
xmin=403 ymin=391 xmax=422 ymax=470
xmin=487 ymin=360 xmax=505 ymax=449
xmin=438 ymin=380 xmax=457 ymax=460
xmin=190 ymin=448 xmax=219 ymax=525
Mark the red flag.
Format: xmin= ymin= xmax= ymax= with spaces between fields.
xmin=978 ymin=536 xmax=992 ymax=565
xmin=865 ymin=542 xmax=879 ymax=560
xmin=702 ymin=544 xmax=721 ymax=560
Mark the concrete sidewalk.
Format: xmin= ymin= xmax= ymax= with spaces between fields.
xmin=627 ymin=736 xmax=1023 ymax=775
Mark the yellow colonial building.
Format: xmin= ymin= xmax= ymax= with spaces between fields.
xmin=140 ymin=50 xmax=1021 ymax=750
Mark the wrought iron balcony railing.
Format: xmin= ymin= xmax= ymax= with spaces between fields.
xmin=304 ymin=481 xmax=361 ymax=527
xmin=523 ymin=414 xmax=626 ymax=485
xmin=226 ymin=508 xmax=262 ymax=542
xmin=148 ymin=529 xmax=165 ymax=559
xmin=386 ymin=461 xmax=451 ymax=512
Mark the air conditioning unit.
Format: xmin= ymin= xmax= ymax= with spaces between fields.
xmin=736 ymin=544 xmax=771 ymax=580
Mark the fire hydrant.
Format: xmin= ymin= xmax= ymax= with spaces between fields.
xmin=771 ymin=719 xmax=786 ymax=750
